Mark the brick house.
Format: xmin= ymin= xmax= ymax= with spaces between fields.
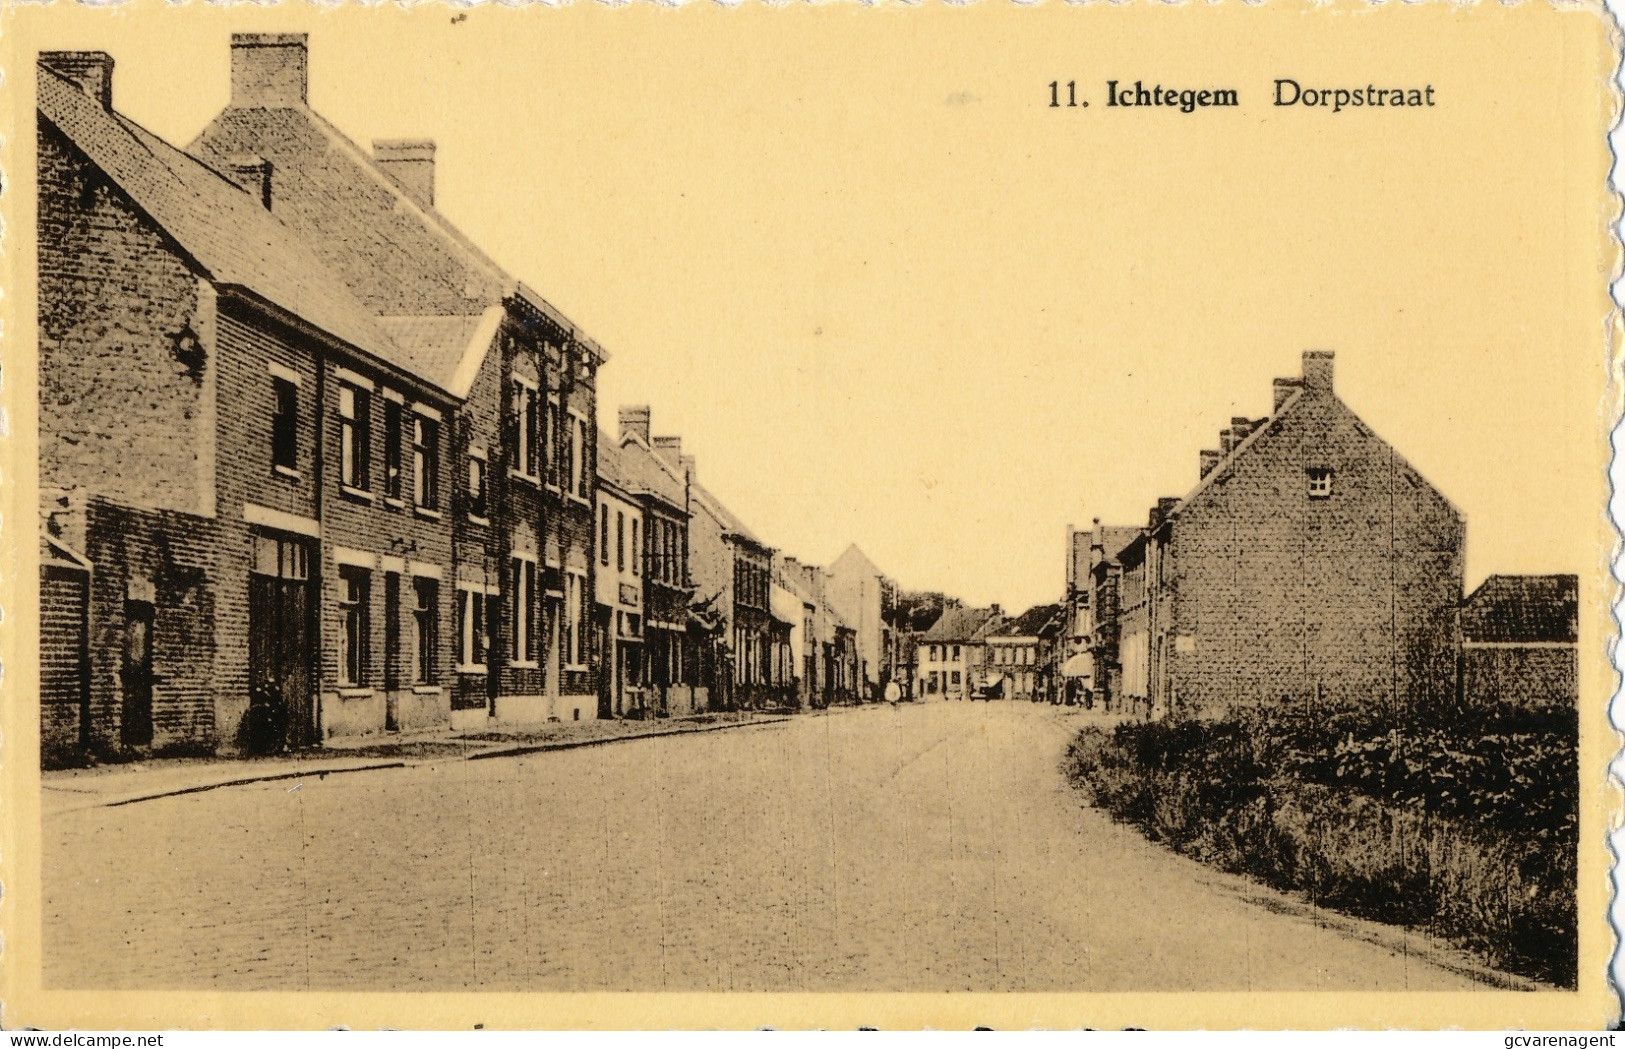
xmin=1093 ymin=351 xmax=1465 ymax=720
xmin=188 ymin=33 xmax=607 ymax=728
xmin=37 ymin=52 xmax=461 ymax=762
xmin=1062 ymin=522 xmax=1138 ymax=705
xmin=914 ymin=603 xmax=1000 ymax=700
xmin=1458 ymin=574 xmax=1578 ymax=709
xmin=636 ymin=422 xmax=791 ymax=711
xmin=611 ymin=409 xmax=706 ymax=716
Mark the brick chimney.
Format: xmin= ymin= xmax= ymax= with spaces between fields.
xmin=1199 ymin=449 xmax=1221 ymax=477
xmin=373 ymin=139 xmax=435 ymax=209
xmin=1272 ymin=377 xmax=1300 ymax=412
xmin=679 ymin=454 xmax=697 ymax=485
xmin=1302 ymin=350 xmax=1335 ymax=393
xmin=1220 ymin=429 xmax=1236 ymax=455
xmin=40 ymin=52 xmax=113 ymax=110
xmin=230 ymin=33 xmax=308 ymax=108
xmin=619 ymin=405 xmax=651 ymax=445
xmin=226 ymin=155 xmax=273 ymax=209
xmin=655 ymin=436 xmax=684 ymax=463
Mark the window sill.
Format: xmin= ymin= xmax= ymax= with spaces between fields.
xmin=567 ymin=493 xmax=591 ymax=507
xmin=509 ymin=470 xmax=541 ymax=488
xmin=338 ymin=687 xmax=374 ymax=699
xmin=565 ymin=663 xmax=588 ymax=673
xmin=509 ymin=660 xmax=540 ymax=670
xmin=383 ymin=496 xmax=406 ymax=510
xmin=456 ymin=664 xmax=488 ymax=675
xmin=414 ymin=506 xmax=443 ymax=521
xmin=467 ymin=514 xmax=490 ymax=528
xmin=340 ymin=485 xmax=375 ymax=504
xmin=411 ymin=685 xmax=443 ymax=696
xmin=274 ymin=464 xmax=302 ymax=481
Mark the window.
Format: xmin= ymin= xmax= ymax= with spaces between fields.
xmin=339 ymin=566 xmax=371 ymax=687
xmin=459 ymin=588 xmax=489 ymax=669
xmin=467 ymin=451 xmax=488 ymax=520
xmin=951 ymin=670 xmax=961 ymax=687
xmin=544 ymin=398 xmax=559 ymax=487
xmin=252 ymin=534 xmax=308 ymax=580
xmin=631 ymin=518 xmax=640 ymax=576
xmin=510 ymin=557 xmax=536 ymax=664
xmin=616 ymin=511 xmax=625 ymax=572
xmin=570 ymin=416 xmax=587 ymax=498
xmin=566 ymin=572 xmax=585 ymax=667
xmin=929 ymin=671 xmax=939 ymax=694
xmin=413 ymin=413 xmax=440 ymax=510
xmin=1307 ymin=467 xmax=1334 ymax=499
xmin=272 ymin=377 xmax=298 ymax=472
xmin=952 ymin=645 xmax=961 ymax=661
xmin=412 ymin=576 xmax=438 ymax=684
xmin=511 ymin=379 xmax=539 ymax=479
xmin=383 ymin=400 xmax=403 ymax=500
xmin=600 ymin=505 xmax=610 ymax=565
xmin=339 ymin=384 xmax=370 ymax=490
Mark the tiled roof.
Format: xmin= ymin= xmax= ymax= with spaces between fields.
xmin=1461 ymin=574 xmax=1578 ymax=644
xmin=189 ymin=105 xmax=513 ymax=317
xmin=920 ymin=605 xmax=996 ymax=643
xmin=39 ymin=66 xmax=407 ymax=377
xmin=989 ymin=603 xmax=1063 ymax=638
xmin=613 ymin=437 xmax=687 ymax=511
xmin=376 ymin=312 xmax=498 ymax=396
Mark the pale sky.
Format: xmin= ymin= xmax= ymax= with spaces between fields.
xmin=19 ymin=2 xmax=1613 ymax=613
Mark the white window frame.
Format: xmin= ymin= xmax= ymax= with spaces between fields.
xmin=510 ymin=374 xmax=540 ymax=482
xmin=510 ymin=553 xmax=539 ymax=668
xmin=565 ymin=569 xmax=588 ymax=670
xmin=1307 ymin=466 xmax=1334 ymax=499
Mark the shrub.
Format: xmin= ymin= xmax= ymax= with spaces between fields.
xmin=1064 ymin=703 xmax=1577 ymax=988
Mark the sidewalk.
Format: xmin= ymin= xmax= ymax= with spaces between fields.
xmin=42 ymin=709 xmax=797 ymax=814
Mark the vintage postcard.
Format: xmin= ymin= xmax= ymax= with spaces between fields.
xmin=0 ymin=0 xmax=1618 ymax=1032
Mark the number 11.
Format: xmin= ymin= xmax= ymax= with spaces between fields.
xmin=1049 ymin=80 xmax=1078 ymax=108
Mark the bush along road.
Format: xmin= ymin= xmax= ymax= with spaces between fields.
xmin=1063 ymin=702 xmax=1577 ymax=988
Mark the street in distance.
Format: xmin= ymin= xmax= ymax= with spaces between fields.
xmin=1047 ymin=79 xmax=1437 ymax=113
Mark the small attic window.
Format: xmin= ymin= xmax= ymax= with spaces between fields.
xmin=1307 ymin=467 xmax=1334 ymax=499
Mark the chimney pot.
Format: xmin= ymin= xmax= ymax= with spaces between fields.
xmin=40 ymin=52 xmax=114 ymax=110
xmin=226 ymin=154 xmax=273 ymax=209
xmin=229 ymin=33 xmax=309 ymax=108
xmin=618 ymin=405 xmax=651 ymax=445
xmin=1220 ymin=430 xmax=1236 ymax=455
xmin=373 ymin=138 xmax=436 ymax=209
xmin=1199 ymin=449 xmax=1221 ymax=478
xmin=1302 ymin=350 xmax=1335 ymax=393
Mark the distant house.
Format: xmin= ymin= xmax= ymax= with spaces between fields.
xmin=983 ymin=603 xmax=1064 ymax=701
xmin=1063 ymin=522 xmax=1138 ymax=705
xmin=1093 ymin=351 xmax=1465 ymax=719
xmin=826 ymin=544 xmax=897 ymax=699
xmin=915 ymin=604 xmax=1000 ymax=700
xmin=1458 ymin=574 xmax=1578 ymax=709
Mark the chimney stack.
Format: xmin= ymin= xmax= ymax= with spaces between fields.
xmin=1199 ymin=449 xmax=1221 ymax=477
xmin=655 ymin=436 xmax=683 ymax=462
xmin=618 ymin=405 xmax=651 ymax=445
xmin=679 ymin=454 xmax=697 ymax=485
xmin=40 ymin=52 xmax=114 ymax=110
xmin=1272 ymin=377 xmax=1300 ymax=412
xmin=373 ymin=139 xmax=436 ymax=209
xmin=1302 ymin=350 xmax=1335 ymax=393
xmin=226 ymin=155 xmax=273 ymax=209
xmin=230 ymin=33 xmax=309 ymax=108
xmin=1220 ymin=429 xmax=1236 ymax=455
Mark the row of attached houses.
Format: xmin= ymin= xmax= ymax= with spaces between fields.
xmin=36 ymin=37 xmax=911 ymax=767
xmin=1062 ymin=350 xmax=1575 ymax=720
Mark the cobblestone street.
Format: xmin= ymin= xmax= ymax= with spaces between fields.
xmin=45 ymin=703 xmax=1488 ymax=992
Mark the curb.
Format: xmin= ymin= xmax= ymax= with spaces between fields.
xmin=467 ymin=715 xmax=792 ymax=761
xmin=56 ymin=713 xmax=801 ymax=810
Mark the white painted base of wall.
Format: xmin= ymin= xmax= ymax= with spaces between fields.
xmin=449 ymin=707 xmax=489 ymax=733
xmin=492 ymin=693 xmax=551 ymax=725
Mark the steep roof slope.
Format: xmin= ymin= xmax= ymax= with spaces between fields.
xmin=39 ymin=65 xmax=406 ymax=374
xmin=920 ymin=605 xmax=997 ymax=644
xmin=1461 ymin=575 xmax=1578 ymax=644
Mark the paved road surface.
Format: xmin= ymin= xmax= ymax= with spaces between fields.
xmin=44 ymin=702 xmax=1486 ymax=991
